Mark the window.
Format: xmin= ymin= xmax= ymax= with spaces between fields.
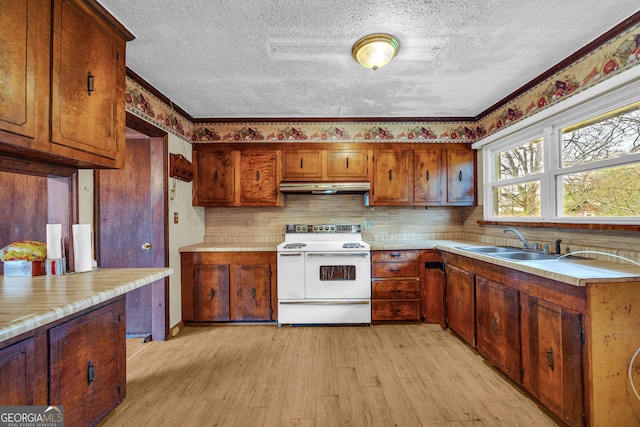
xmin=484 ymin=83 xmax=640 ymax=224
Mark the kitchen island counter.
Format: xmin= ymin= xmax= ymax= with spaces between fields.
xmin=0 ymin=267 xmax=173 ymax=343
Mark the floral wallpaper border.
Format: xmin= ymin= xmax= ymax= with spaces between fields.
xmin=125 ymin=21 xmax=640 ymax=145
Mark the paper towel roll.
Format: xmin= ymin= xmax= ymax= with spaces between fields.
xmin=72 ymin=224 xmax=93 ymax=273
xmin=46 ymin=224 xmax=63 ymax=259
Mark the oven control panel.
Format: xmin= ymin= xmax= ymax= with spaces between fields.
xmin=285 ymin=224 xmax=362 ymax=233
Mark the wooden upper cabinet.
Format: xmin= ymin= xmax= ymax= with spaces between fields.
xmin=326 ymin=149 xmax=368 ymax=179
xmin=195 ymin=149 xmax=236 ymax=205
xmin=0 ymin=0 xmax=50 ymax=149
xmin=282 ymin=149 xmax=322 ymax=179
xmin=371 ymin=149 xmax=412 ymax=206
xmin=194 ymin=148 xmax=281 ymax=207
xmin=446 ymin=149 xmax=476 ymax=205
xmin=414 ymin=149 xmax=444 ymax=205
xmin=239 ymin=150 xmax=280 ymax=206
xmin=51 ymin=0 xmax=126 ymax=166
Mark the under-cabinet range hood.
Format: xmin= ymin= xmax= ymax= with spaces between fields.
xmin=279 ymin=182 xmax=371 ymax=195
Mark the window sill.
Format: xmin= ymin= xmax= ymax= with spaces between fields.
xmin=478 ymin=220 xmax=640 ymax=232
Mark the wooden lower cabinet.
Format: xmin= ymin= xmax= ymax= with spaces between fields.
xmin=475 ymin=276 xmax=521 ymax=383
xmin=0 ymin=337 xmax=36 ymax=405
xmin=444 ymin=264 xmax=475 ymax=346
xmin=182 ymin=252 xmax=276 ymax=322
xmin=49 ymin=298 xmax=126 ymax=427
xmin=420 ymin=250 xmax=445 ymax=327
xmin=0 ymin=297 xmax=126 ymax=427
xmin=521 ymin=294 xmax=584 ymax=426
xmin=371 ymin=250 xmax=420 ymax=322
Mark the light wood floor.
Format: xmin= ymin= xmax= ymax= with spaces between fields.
xmin=100 ymin=324 xmax=561 ymax=427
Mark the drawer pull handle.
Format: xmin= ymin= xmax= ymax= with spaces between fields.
xmin=391 ymin=309 xmax=402 ymax=313
xmin=300 ymin=158 xmax=303 ymax=169
xmin=390 ymin=289 xmax=402 ymax=292
xmin=389 ymin=268 xmax=401 ymax=273
xmin=346 ymin=157 xmax=349 ymax=169
xmin=389 ymin=253 xmax=401 ymax=258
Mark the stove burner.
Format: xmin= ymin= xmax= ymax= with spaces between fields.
xmin=342 ymin=242 xmax=366 ymax=249
xmin=283 ymin=243 xmax=307 ymax=249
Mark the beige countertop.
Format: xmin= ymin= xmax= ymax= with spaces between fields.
xmin=0 ymin=267 xmax=173 ymax=344
xmin=179 ymin=239 xmax=640 ymax=287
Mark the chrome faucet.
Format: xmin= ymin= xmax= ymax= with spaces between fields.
xmin=503 ymin=228 xmax=534 ymax=250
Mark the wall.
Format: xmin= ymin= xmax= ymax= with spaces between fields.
xmin=204 ymin=195 xmax=463 ymax=243
xmin=167 ymin=133 xmax=205 ymax=327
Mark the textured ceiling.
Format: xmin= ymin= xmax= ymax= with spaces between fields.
xmin=100 ymin=0 xmax=640 ymax=119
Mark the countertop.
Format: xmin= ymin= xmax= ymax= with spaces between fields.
xmin=0 ymin=267 xmax=173 ymax=344
xmin=180 ymin=239 xmax=640 ymax=287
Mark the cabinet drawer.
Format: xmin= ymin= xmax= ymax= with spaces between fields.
xmin=372 ymin=280 xmax=420 ymax=299
xmin=372 ymin=300 xmax=420 ymax=321
xmin=372 ymin=262 xmax=419 ymax=278
xmin=372 ymin=250 xmax=419 ymax=263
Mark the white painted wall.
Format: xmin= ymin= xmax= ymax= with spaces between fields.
xmin=78 ymin=133 xmax=205 ymax=331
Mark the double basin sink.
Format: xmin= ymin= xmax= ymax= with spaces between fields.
xmin=456 ymin=246 xmax=560 ymax=262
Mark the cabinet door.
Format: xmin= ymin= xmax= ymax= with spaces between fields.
xmin=282 ymin=150 xmax=322 ymax=179
xmin=49 ymin=299 xmax=125 ymax=427
xmin=195 ymin=150 xmax=235 ymax=205
xmin=445 ymin=264 xmax=475 ymax=346
xmin=195 ymin=264 xmax=231 ymax=321
xmin=521 ymin=295 xmax=583 ymax=426
xmin=414 ymin=150 xmax=443 ymax=205
xmin=476 ymin=277 xmax=521 ymax=383
xmin=446 ymin=150 xmax=475 ymax=205
xmin=239 ymin=150 xmax=279 ymax=205
xmin=326 ymin=150 xmax=368 ymax=179
xmin=372 ymin=150 xmax=411 ymax=205
xmin=0 ymin=337 xmax=35 ymax=405
xmin=51 ymin=0 xmax=125 ymax=162
xmin=0 ymin=0 xmax=49 ymax=147
xmin=233 ymin=264 xmax=272 ymax=321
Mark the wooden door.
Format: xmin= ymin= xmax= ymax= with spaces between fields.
xmin=446 ymin=149 xmax=475 ymax=205
xmin=96 ymin=134 xmax=168 ymax=340
xmin=195 ymin=264 xmax=231 ymax=321
xmin=372 ymin=150 xmax=411 ymax=205
xmin=0 ymin=338 xmax=35 ymax=405
xmin=521 ymin=295 xmax=584 ymax=426
xmin=239 ymin=150 xmax=279 ymax=205
xmin=195 ymin=149 xmax=235 ymax=205
xmin=282 ymin=149 xmax=322 ymax=179
xmin=326 ymin=149 xmax=368 ymax=179
xmin=476 ymin=277 xmax=521 ymax=382
xmin=49 ymin=300 xmax=125 ymax=427
xmin=233 ymin=264 xmax=272 ymax=320
xmin=51 ymin=0 xmax=125 ymax=161
xmin=445 ymin=264 xmax=475 ymax=346
xmin=0 ymin=0 xmax=49 ymax=148
xmin=414 ymin=149 xmax=443 ymax=205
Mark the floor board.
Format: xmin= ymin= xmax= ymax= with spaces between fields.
xmin=101 ymin=324 xmax=562 ymax=427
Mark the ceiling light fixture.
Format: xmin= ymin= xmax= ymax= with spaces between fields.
xmin=352 ymin=33 xmax=400 ymax=70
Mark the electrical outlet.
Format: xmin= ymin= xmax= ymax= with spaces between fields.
xmin=364 ymin=221 xmax=371 ymax=230
xmin=174 ymin=212 xmax=179 ymax=224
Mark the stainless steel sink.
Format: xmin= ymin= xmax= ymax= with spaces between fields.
xmin=456 ymin=246 xmax=559 ymax=262
xmin=493 ymin=251 xmax=558 ymax=261
xmin=457 ymin=246 xmax=520 ymax=254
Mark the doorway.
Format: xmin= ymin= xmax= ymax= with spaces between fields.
xmin=95 ymin=114 xmax=169 ymax=341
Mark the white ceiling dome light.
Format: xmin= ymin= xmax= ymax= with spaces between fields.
xmin=352 ymin=33 xmax=400 ymax=70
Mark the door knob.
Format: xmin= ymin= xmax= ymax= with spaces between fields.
xmin=142 ymin=243 xmax=152 ymax=250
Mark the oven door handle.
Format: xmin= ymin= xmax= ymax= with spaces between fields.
xmin=279 ymin=253 xmax=303 ymax=257
xmin=306 ymin=252 xmax=369 ymax=258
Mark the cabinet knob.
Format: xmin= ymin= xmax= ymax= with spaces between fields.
xmin=142 ymin=242 xmax=152 ymax=250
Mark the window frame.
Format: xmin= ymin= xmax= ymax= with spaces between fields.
xmin=483 ymin=79 xmax=640 ymax=225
